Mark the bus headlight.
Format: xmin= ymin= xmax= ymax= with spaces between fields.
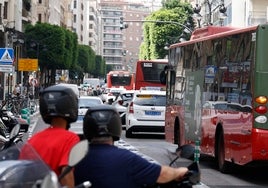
xmin=255 ymin=115 xmax=267 ymax=123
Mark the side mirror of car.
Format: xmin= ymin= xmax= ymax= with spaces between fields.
xmin=118 ymin=100 xmax=123 ymax=105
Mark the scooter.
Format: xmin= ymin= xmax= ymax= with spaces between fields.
xmin=155 ymin=161 xmax=201 ymax=188
xmin=0 ymin=139 xmax=90 ymax=188
xmin=0 ymin=100 xmax=29 ymax=134
xmin=0 ymin=123 xmax=23 ymax=151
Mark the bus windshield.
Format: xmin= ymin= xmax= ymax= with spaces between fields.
xmin=135 ymin=60 xmax=168 ymax=90
xmin=106 ymin=71 xmax=134 ymax=90
xmin=110 ymin=75 xmax=131 ymax=86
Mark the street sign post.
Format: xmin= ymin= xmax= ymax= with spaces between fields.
xmin=0 ymin=48 xmax=14 ymax=73
xmin=0 ymin=48 xmax=14 ymax=65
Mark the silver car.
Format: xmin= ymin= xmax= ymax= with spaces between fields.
xmin=69 ymin=96 xmax=104 ymax=139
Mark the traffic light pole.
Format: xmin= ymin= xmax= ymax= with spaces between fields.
xmin=120 ymin=19 xmax=193 ymax=33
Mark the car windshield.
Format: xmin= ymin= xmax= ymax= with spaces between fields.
xmin=134 ymin=94 xmax=166 ymax=106
xmin=79 ymin=98 xmax=101 ymax=108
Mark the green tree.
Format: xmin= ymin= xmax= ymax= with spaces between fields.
xmin=140 ymin=2 xmax=194 ymax=59
xmin=25 ymin=23 xmax=79 ymax=85
xmin=95 ymin=55 xmax=106 ymax=78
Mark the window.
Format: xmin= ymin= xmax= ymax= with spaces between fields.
xmin=38 ymin=14 xmax=42 ymax=22
xmin=39 ymin=0 xmax=42 ymax=3
xmin=73 ymin=14 xmax=77 ymax=23
xmin=73 ymin=0 xmax=77 ymax=9
xmin=89 ymin=15 xmax=94 ymax=21
xmin=134 ymin=94 xmax=166 ymax=106
xmin=3 ymin=2 xmax=8 ymax=19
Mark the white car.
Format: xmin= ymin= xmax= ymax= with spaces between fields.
xmin=100 ymin=88 xmax=111 ymax=103
xmin=69 ymin=96 xmax=104 ymax=138
xmin=105 ymin=88 xmax=126 ymax=103
xmin=112 ymin=90 xmax=135 ymax=127
xmin=125 ymin=90 xmax=166 ymax=138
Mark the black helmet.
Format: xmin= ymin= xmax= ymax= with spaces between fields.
xmin=39 ymin=85 xmax=78 ymax=124
xmin=83 ymin=105 xmax=122 ymax=141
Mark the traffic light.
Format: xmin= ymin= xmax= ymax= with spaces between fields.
xmin=120 ymin=17 xmax=124 ymax=30
xmin=119 ymin=17 xmax=128 ymax=30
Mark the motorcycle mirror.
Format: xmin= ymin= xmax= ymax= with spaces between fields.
xmin=58 ymin=139 xmax=89 ymax=180
xmin=180 ymin=144 xmax=195 ymax=159
xmin=69 ymin=139 xmax=89 ymax=167
xmin=9 ymin=124 xmax=20 ymax=139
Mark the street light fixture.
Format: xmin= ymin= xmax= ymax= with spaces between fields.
xmin=193 ymin=0 xmax=227 ymax=27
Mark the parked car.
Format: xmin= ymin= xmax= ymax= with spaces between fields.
xmin=69 ymin=96 xmax=104 ymax=139
xmin=112 ymin=90 xmax=135 ymax=127
xmin=125 ymin=90 xmax=166 ymax=138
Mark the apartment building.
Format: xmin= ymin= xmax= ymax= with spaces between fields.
xmin=97 ymin=0 xmax=151 ymax=71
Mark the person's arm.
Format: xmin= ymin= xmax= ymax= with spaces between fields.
xmin=60 ymin=166 xmax=75 ymax=188
xmin=156 ymin=165 xmax=188 ymax=183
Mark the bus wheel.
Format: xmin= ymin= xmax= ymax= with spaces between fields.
xmin=125 ymin=129 xmax=133 ymax=138
xmin=217 ymin=132 xmax=230 ymax=173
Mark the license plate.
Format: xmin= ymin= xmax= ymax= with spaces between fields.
xmin=77 ymin=115 xmax=84 ymax=121
xmin=145 ymin=111 xmax=161 ymax=116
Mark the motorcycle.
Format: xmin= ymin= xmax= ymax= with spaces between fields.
xmin=155 ymin=161 xmax=201 ymax=188
xmin=0 ymin=123 xmax=24 ymax=151
xmin=0 ymin=139 xmax=90 ymax=188
xmin=0 ymin=99 xmax=29 ymax=134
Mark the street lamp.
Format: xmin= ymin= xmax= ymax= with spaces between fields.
xmin=193 ymin=0 xmax=227 ymax=27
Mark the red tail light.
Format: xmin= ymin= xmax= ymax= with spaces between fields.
xmin=108 ymin=93 xmax=113 ymax=96
xmin=255 ymin=105 xmax=268 ymax=114
xmin=129 ymin=102 xmax=134 ymax=113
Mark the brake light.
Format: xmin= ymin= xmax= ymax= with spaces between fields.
xmin=108 ymin=93 xmax=113 ymax=96
xmin=129 ymin=102 xmax=134 ymax=113
xmin=255 ymin=105 xmax=267 ymax=114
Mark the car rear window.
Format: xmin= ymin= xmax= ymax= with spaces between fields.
xmin=79 ymin=98 xmax=101 ymax=108
xmin=134 ymin=94 xmax=166 ymax=106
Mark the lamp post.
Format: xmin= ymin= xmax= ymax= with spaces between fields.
xmin=193 ymin=0 xmax=227 ymax=27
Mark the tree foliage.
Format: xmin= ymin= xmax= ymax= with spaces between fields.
xmin=140 ymin=1 xmax=194 ymax=59
xmin=24 ymin=22 xmax=106 ymax=85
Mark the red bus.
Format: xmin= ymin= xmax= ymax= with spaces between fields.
xmin=106 ymin=70 xmax=135 ymax=90
xmin=164 ymin=24 xmax=268 ymax=173
xmin=135 ymin=59 xmax=168 ymax=90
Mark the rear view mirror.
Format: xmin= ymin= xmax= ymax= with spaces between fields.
xmin=58 ymin=140 xmax=89 ymax=180
xmin=118 ymin=100 xmax=123 ymax=105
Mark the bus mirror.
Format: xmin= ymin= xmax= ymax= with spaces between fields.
xmin=160 ymin=70 xmax=167 ymax=85
xmin=160 ymin=65 xmax=169 ymax=85
xmin=171 ymin=71 xmax=176 ymax=85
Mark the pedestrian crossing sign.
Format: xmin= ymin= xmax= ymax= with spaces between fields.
xmin=0 ymin=48 xmax=14 ymax=65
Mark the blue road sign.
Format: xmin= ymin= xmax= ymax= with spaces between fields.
xmin=0 ymin=48 xmax=14 ymax=65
